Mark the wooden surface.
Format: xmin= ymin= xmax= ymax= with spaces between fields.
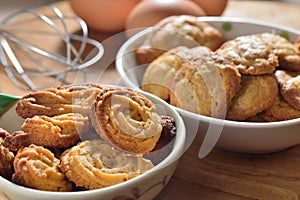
xmin=1 ymin=1 xmax=300 ymax=199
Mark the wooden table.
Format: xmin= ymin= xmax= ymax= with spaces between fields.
xmin=1 ymin=1 xmax=300 ymax=199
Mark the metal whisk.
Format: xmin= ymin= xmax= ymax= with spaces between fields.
xmin=0 ymin=4 xmax=104 ymax=91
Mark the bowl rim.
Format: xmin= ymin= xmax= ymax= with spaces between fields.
xmin=115 ymin=16 xmax=300 ymax=128
xmin=0 ymin=87 xmax=186 ymax=197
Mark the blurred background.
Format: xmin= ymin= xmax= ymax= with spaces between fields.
xmin=0 ymin=0 xmax=58 ymax=21
xmin=0 ymin=0 xmax=299 ymax=22
xmin=0 ymin=0 xmax=299 ymax=94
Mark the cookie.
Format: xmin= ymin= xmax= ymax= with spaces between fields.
xmin=226 ymin=74 xmax=278 ymax=121
xmin=296 ymin=36 xmax=300 ymax=52
xmin=60 ymin=140 xmax=153 ymax=190
xmin=216 ymin=34 xmax=279 ymax=75
xmin=0 ymin=145 xmax=14 ymax=180
xmin=0 ymin=128 xmax=14 ymax=180
xmin=141 ymin=46 xmax=211 ymax=101
xmin=136 ymin=15 xmax=223 ymax=64
xmin=12 ymin=144 xmax=73 ymax=191
xmin=260 ymin=33 xmax=300 ymax=72
xmin=275 ymin=70 xmax=300 ymax=110
xmin=16 ymin=84 xmax=103 ymax=118
xmin=4 ymin=113 xmax=90 ymax=150
xmin=3 ymin=131 xmax=31 ymax=152
xmin=170 ymin=52 xmax=241 ymax=118
xmin=152 ymin=115 xmax=176 ymax=151
xmin=245 ymin=114 xmax=269 ymax=122
xmin=264 ymin=95 xmax=300 ymax=121
xmin=90 ymin=88 xmax=162 ymax=153
xmin=0 ymin=128 xmax=10 ymax=144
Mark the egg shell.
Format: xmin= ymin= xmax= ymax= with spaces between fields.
xmin=69 ymin=0 xmax=140 ymax=33
xmin=125 ymin=0 xmax=207 ymax=38
xmin=190 ymin=0 xmax=228 ymax=16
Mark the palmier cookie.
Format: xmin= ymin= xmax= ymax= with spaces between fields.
xmin=4 ymin=113 xmax=90 ymax=150
xmin=0 ymin=128 xmax=14 ymax=180
xmin=12 ymin=144 xmax=73 ymax=191
xmin=226 ymin=74 xmax=278 ymax=121
xmin=260 ymin=33 xmax=300 ymax=72
xmin=263 ymin=95 xmax=300 ymax=121
xmin=216 ymin=34 xmax=279 ymax=75
xmin=90 ymin=88 xmax=162 ymax=153
xmin=275 ymin=70 xmax=300 ymax=110
xmin=60 ymin=140 xmax=154 ymax=190
xmin=142 ymin=46 xmax=211 ymax=101
xmin=170 ymin=52 xmax=241 ymax=118
xmin=16 ymin=83 xmax=103 ymax=118
xmin=135 ymin=15 xmax=223 ymax=64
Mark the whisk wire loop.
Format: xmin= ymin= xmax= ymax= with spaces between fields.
xmin=0 ymin=4 xmax=104 ymax=91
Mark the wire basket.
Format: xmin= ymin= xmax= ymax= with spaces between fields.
xmin=0 ymin=4 xmax=104 ymax=91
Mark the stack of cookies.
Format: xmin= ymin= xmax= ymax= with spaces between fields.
xmin=138 ymin=15 xmax=300 ymax=121
xmin=0 ymin=84 xmax=176 ymax=191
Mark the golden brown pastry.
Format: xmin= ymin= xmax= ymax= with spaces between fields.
xmin=260 ymin=33 xmax=300 ymax=72
xmin=12 ymin=144 xmax=73 ymax=191
xmin=275 ymin=70 xmax=300 ymax=110
xmin=216 ymin=34 xmax=279 ymax=75
xmin=6 ymin=113 xmax=90 ymax=149
xmin=90 ymin=88 xmax=162 ymax=153
xmin=296 ymin=36 xmax=300 ymax=52
xmin=0 ymin=146 xmax=14 ymax=180
xmin=245 ymin=114 xmax=269 ymax=122
xmin=3 ymin=131 xmax=31 ymax=152
xmin=258 ymin=112 xmax=279 ymax=122
xmin=0 ymin=128 xmax=14 ymax=180
xmin=226 ymin=74 xmax=278 ymax=121
xmin=170 ymin=52 xmax=241 ymax=118
xmin=264 ymin=95 xmax=300 ymax=121
xmin=0 ymin=128 xmax=10 ymax=144
xmin=156 ymin=115 xmax=176 ymax=149
xmin=16 ymin=84 xmax=103 ymax=118
xmin=60 ymin=140 xmax=154 ymax=190
xmin=142 ymin=46 xmax=211 ymax=101
xmin=135 ymin=15 xmax=224 ymax=64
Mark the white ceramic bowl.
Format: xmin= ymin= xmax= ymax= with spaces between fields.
xmin=115 ymin=17 xmax=300 ymax=154
xmin=0 ymin=89 xmax=186 ymax=200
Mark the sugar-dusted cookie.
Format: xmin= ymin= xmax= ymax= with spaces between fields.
xmin=216 ymin=34 xmax=279 ymax=75
xmin=260 ymin=33 xmax=300 ymax=72
xmin=226 ymin=74 xmax=278 ymax=121
xmin=136 ymin=15 xmax=223 ymax=64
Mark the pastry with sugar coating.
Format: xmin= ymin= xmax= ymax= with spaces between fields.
xmin=136 ymin=15 xmax=223 ymax=64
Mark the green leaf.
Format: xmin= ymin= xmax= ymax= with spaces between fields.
xmin=279 ymin=31 xmax=290 ymax=41
xmin=222 ymin=22 xmax=232 ymax=32
xmin=0 ymin=93 xmax=20 ymax=114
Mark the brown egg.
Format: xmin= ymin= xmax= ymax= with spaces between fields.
xmin=69 ymin=0 xmax=140 ymax=33
xmin=190 ymin=0 xmax=228 ymax=16
xmin=125 ymin=0 xmax=207 ymax=38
